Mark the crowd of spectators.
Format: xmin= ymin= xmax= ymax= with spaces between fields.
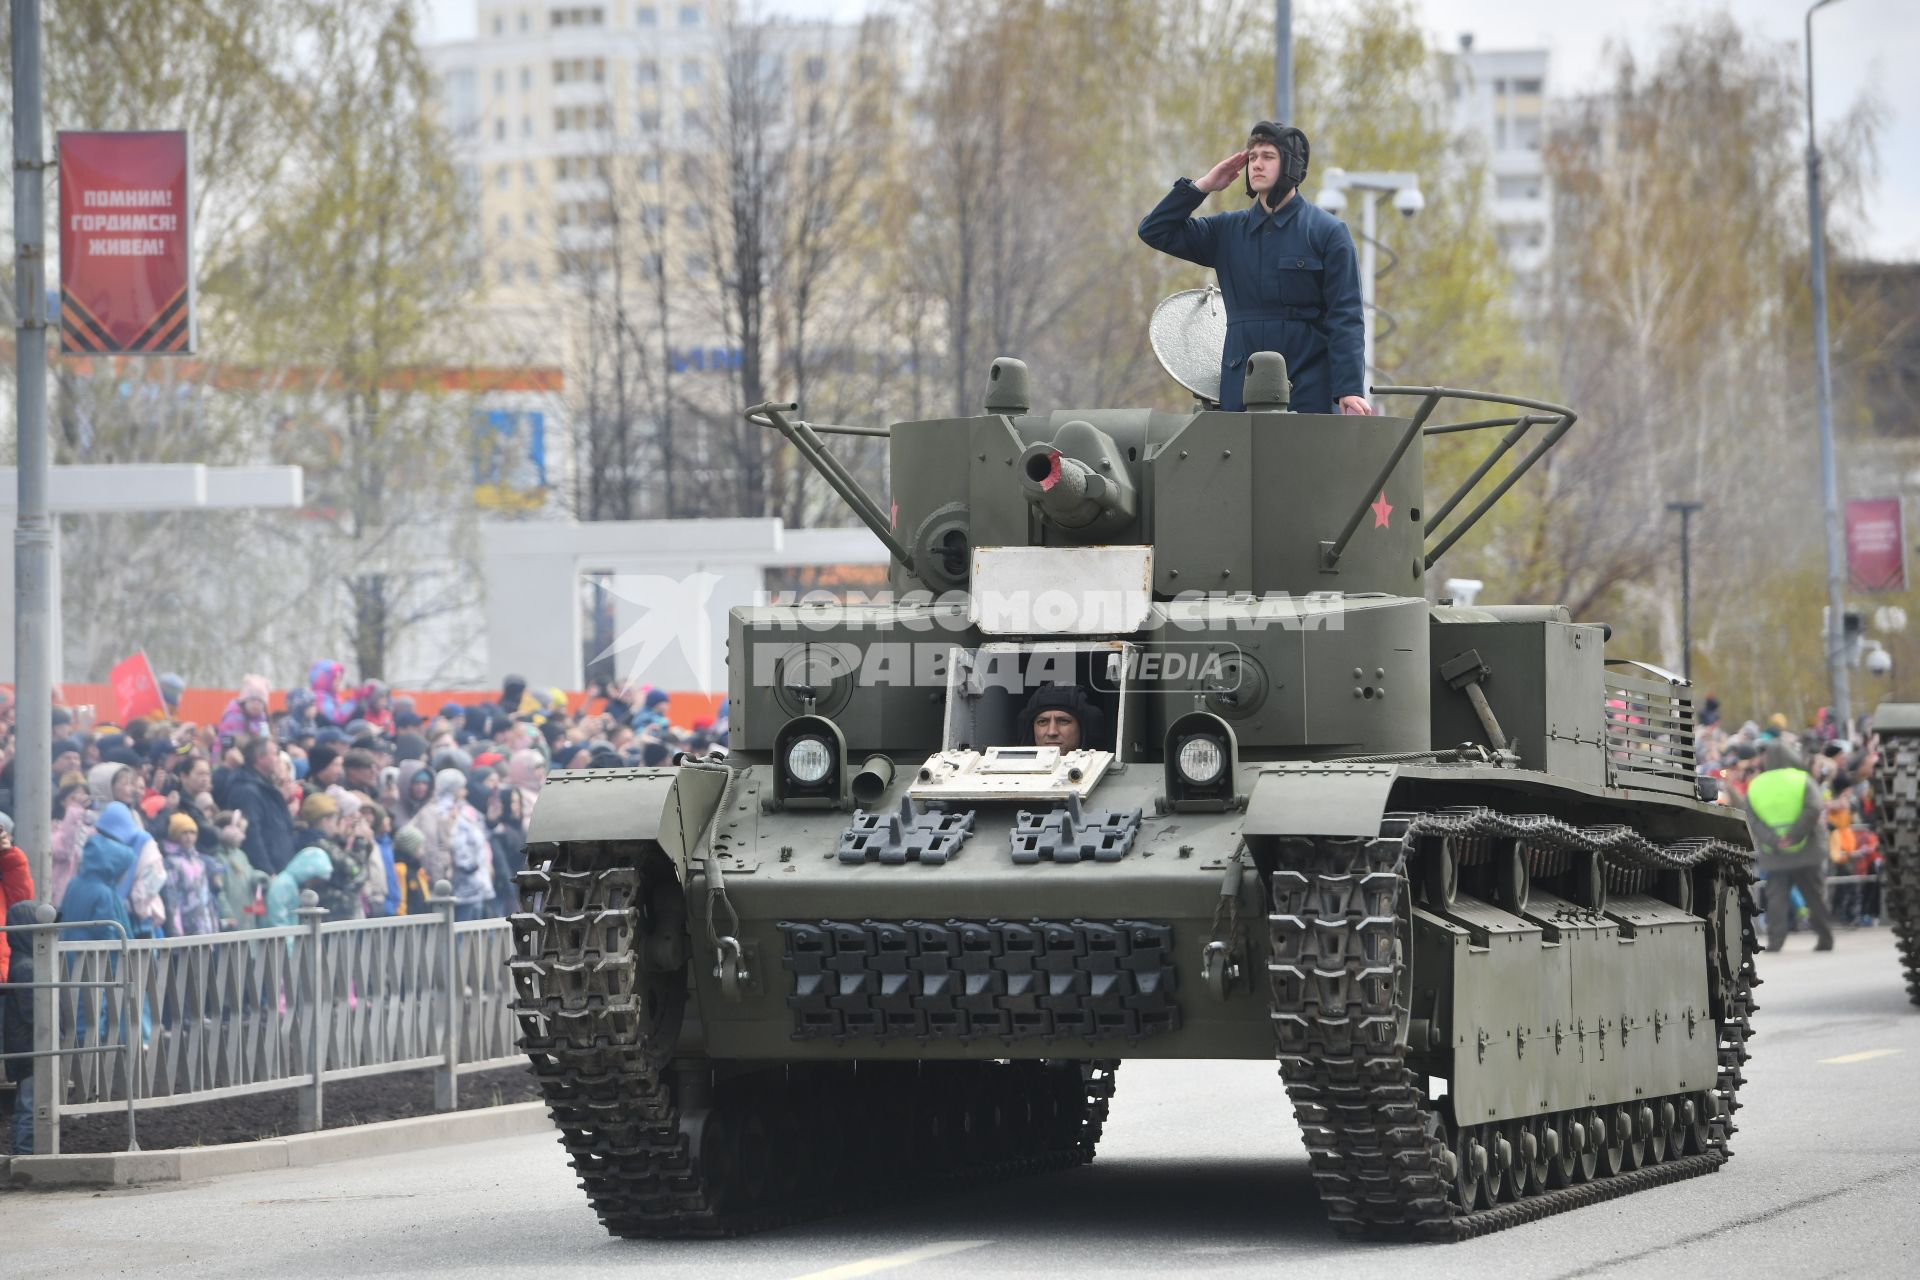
xmin=0 ymin=665 xmax=724 ymax=1145
xmin=1695 ymin=698 xmax=1883 ymax=929
xmin=0 ymin=665 xmax=724 ymax=941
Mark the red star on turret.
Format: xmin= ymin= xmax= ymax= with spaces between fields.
xmin=1371 ymin=492 xmax=1393 ymax=528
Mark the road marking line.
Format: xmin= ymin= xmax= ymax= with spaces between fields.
xmin=790 ymin=1240 xmax=991 ymax=1280
xmin=1819 ymin=1048 xmax=1899 ymax=1065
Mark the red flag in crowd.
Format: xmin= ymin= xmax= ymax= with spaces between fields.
xmin=109 ymin=650 xmax=164 ymax=723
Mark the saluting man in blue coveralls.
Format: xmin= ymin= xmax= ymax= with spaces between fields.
xmin=1138 ymin=122 xmax=1371 ymax=417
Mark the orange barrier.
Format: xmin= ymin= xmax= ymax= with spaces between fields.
xmin=5 ymin=683 xmax=727 ymax=733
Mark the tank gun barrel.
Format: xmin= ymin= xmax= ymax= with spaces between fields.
xmin=1016 ymin=420 xmax=1136 ymax=532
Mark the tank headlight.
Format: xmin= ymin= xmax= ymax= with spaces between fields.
xmin=1176 ymin=736 xmax=1225 ymax=785
xmin=1162 ymin=712 xmax=1238 ymax=813
xmin=786 ymin=736 xmax=833 ymax=784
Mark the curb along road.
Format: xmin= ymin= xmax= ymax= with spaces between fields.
xmin=5 ymin=1101 xmax=553 ymax=1190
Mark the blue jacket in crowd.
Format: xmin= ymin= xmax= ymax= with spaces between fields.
xmin=266 ymin=846 xmax=335 ymax=928
xmin=1138 ymin=178 xmax=1365 ymax=414
xmin=59 ymin=832 xmax=136 ymax=943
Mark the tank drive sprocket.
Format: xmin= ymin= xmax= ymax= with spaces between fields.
xmin=1266 ymin=808 xmax=1758 ymax=1241
xmin=510 ymin=836 xmax=1122 ymax=1237
xmin=1869 ymin=732 xmax=1920 ymax=1005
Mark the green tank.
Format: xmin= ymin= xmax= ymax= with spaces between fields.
xmin=1866 ymin=703 xmax=1920 ymax=1004
xmin=509 ymin=348 xmax=1760 ymax=1241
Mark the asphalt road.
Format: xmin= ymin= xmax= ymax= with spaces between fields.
xmin=6 ymin=928 xmax=1917 ymax=1279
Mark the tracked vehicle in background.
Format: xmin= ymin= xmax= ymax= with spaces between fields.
xmin=1867 ymin=704 xmax=1920 ymax=1005
xmin=510 ymin=321 xmax=1760 ymax=1241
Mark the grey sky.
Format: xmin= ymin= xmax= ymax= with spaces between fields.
xmin=425 ymin=0 xmax=1917 ymax=258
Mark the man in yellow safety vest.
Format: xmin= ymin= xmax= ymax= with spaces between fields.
xmin=1739 ymin=738 xmax=1836 ymax=952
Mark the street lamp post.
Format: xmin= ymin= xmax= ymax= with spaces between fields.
xmin=1274 ymin=0 xmax=1293 ymax=122
xmin=1315 ymin=170 xmax=1424 ymax=389
xmin=1807 ymin=0 xmax=1852 ymax=729
xmin=1667 ymin=501 xmax=1704 ymax=682
xmin=11 ymin=0 xmax=53 ymax=901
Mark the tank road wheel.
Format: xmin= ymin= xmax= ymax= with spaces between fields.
xmin=913 ymin=1079 xmax=955 ymax=1167
xmin=762 ymin=1106 xmax=806 ymax=1205
xmin=1047 ymin=1066 xmax=1087 ymax=1154
xmin=689 ymin=1107 xmax=745 ymax=1213
xmin=1491 ymin=1123 xmax=1526 ymax=1202
xmin=998 ymin=1067 xmax=1039 ymax=1162
xmin=1423 ymin=837 xmax=1459 ymax=910
xmin=1681 ymin=1091 xmax=1716 ymax=1156
xmin=1493 ymin=842 xmax=1531 ymax=915
xmin=1484 ymin=1125 xmax=1520 ymax=1204
xmin=1448 ymin=1116 xmax=1493 ymax=1210
xmin=964 ymin=1075 xmax=1009 ymax=1166
xmin=1616 ymin=1104 xmax=1648 ymax=1172
xmin=1658 ymin=867 xmax=1694 ymax=915
xmin=1571 ymin=1112 xmax=1599 ymax=1183
xmin=1591 ymin=1107 xmax=1626 ymax=1178
xmin=1647 ymin=1099 xmax=1675 ymax=1164
xmin=1519 ymin=1118 xmax=1553 ymax=1194
xmin=1547 ymin=1113 xmax=1581 ymax=1188
xmin=1572 ymin=851 xmax=1608 ymax=912
xmin=632 ymin=862 xmax=691 ymax=1069
xmin=1021 ymin=1070 xmax=1060 ymax=1158
xmin=730 ymin=1105 xmax=773 ymax=1208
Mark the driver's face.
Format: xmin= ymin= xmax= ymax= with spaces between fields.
xmin=1033 ymin=710 xmax=1081 ymax=749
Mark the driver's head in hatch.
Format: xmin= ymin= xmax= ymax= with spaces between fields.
xmin=1017 ymin=685 xmax=1107 ymax=751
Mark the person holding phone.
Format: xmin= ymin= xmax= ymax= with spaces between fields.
xmin=1138 ymin=120 xmax=1369 ymax=417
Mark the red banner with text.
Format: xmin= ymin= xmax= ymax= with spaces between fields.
xmin=1846 ymin=497 xmax=1907 ymax=593
xmin=58 ymin=130 xmax=194 ymax=355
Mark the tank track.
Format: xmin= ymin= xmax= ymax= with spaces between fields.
xmin=509 ymin=838 xmax=1120 ymax=1238
xmin=1268 ymin=808 xmax=1759 ymax=1241
xmin=1869 ymin=732 xmax=1920 ymax=1005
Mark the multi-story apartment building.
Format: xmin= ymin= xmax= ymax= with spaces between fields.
xmin=426 ymin=2 xmax=897 ymax=367
xmin=1445 ymin=34 xmax=1551 ymax=291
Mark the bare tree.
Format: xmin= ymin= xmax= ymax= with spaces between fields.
xmin=1486 ymin=16 xmax=1884 ymax=710
xmin=663 ymin=11 xmax=896 ymax=522
xmin=236 ymin=0 xmax=481 ymax=680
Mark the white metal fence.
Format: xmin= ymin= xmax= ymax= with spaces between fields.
xmin=7 ymin=884 xmax=520 ymax=1155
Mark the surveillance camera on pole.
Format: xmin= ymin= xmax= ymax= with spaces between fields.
xmin=1314 ymin=168 xmax=1423 ymax=384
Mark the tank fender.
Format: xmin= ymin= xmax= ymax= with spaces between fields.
xmin=524 ymin=767 xmax=726 ymax=882
xmin=1244 ymin=763 xmax=1400 ymax=838
xmin=660 ymin=764 xmax=730 ymax=877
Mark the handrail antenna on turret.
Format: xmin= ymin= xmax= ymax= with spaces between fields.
xmin=743 ymin=402 xmax=913 ymax=571
xmin=1368 ymin=386 xmax=1578 ymax=572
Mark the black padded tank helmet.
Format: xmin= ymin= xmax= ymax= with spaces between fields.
xmin=1245 ymin=120 xmax=1310 ymax=200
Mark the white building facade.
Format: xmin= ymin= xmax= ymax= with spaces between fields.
xmin=425 ymin=2 xmax=894 ymax=364
xmin=1445 ymin=35 xmax=1552 ymax=291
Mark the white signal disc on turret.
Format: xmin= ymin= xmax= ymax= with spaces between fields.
xmin=1150 ymin=286 xmax=1227 ymax=406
